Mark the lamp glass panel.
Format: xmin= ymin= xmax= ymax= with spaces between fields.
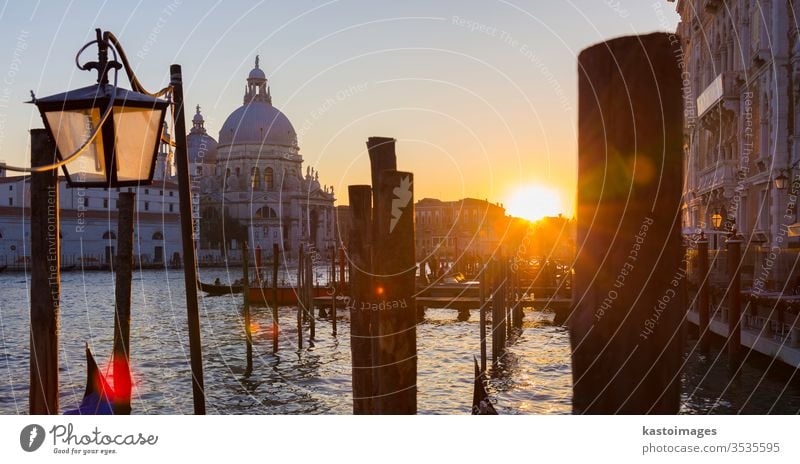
xmin=113 ymin=106 xmax=163 ymax=182
xmin=45 ymin=107 xmax=106 ymax=183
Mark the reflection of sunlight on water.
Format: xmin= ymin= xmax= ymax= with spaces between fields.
xmin=1 ymin=269 xmax=799 ymax=414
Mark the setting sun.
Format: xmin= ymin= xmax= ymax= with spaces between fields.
xmin=505 ymin=185 xmax=564 ymax=222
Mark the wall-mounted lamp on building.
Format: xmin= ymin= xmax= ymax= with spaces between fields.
xmin=710 ymin=212 xmax=722 ymax=229
xmin=775 ymin=171 xmax=790 ymax=190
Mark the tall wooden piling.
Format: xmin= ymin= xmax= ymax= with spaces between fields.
xmin=726 ymin=233 xmax=743 ymax=362
xmin=113 ymin=192 xmax=135 ymax=414
xmin=307 ymin=251 xmax=315 ymax=340
xmin=479 ymin=263 xmax=488 ymax=374
xmin=571 ymin=33 xmax=684 ymax=413
xmin=29 ymin=129 xmax=60 ymax=415
xmin=491 ymin=259 xmax=505 ymax=363
xmin=171 ymin=64 xmax=206 ymax=414
xmin=297 ymin=244 xmax=304 ymax=350
xmin=242 ymin=241 xmax=253 ymax=374
xmin=348 ymin=185 xmax=374 ymax=413
xmin=272 ymin=244 xmax=279 ymax=353
xmin=697 ymin=233 xmax=710 ymax=352
xmin=372 ymin=170 xmax=417 ymax=414
xmin=331 ymin=246 xmax=337 ymax=335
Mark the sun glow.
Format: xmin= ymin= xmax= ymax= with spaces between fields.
xmin=505 ymin=185 xmax=564 ymax=222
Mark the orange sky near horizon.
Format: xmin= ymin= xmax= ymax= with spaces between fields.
xmin=0 ymin=1 xmax=679 ymax=222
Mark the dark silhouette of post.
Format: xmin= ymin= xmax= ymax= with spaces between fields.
xmin=479 ymin=263 xmax=487 ymax=374
xmin=307 ymin=251 xmax=315 ymax=340
xmin=348 ymin=185 xmax=374 ymax=413
xmin=171 ymin=64 xmax=206 ymax=414
xmin=297 ymin=244 xmax=304 ymax=350
xmin=272 ymin=243 xmax=279 ymax=352
xmin=491 ymin=259 xmax=506 ymax=363
xmin=29 ymin=129 xmax=60 ymax=414
xmin=243 ymin=241 xmax=253 ymax=375
xmin=697 ymin=234 xmax=710 ymax=352
xmin=571 ymin=33 xmax=684 ymax=414
xmin=373 ymin=170 xmax=417 ymax=414
xmin=726 ymin=233 xmax=743 ymax=363
xmin=331 ymin=246 xmax=337 ymax=335
xmin=113 ymin=192 xmax=135 ymax=414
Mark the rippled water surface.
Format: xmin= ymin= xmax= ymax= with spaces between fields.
xmin=0 ymin=269 xmax=797 ymax=414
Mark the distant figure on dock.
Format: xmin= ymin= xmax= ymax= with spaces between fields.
xmin=214 ymin=278 xmax=221 ymax=285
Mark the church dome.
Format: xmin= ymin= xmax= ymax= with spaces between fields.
xmin=249 ymin=67 xmax=266 ymax=80
xmin=219 ymin=102 xmax=297 ymax=147
xmin=219 ymin=58 xmax=297 ymax=148
xmin=188 ymin=131 xmax=218 ymax=163
xmin=188 ymin=105 xmax=218 ymax=163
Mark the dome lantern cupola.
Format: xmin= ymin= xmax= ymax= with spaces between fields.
xmin=244 ymin=55 xmax=272 ymax=105
xmin=191 ymin=104 xmax=206 ymax=134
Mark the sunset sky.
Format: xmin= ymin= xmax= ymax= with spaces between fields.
xmin=0 ymin=0 xmax=679 ymax=221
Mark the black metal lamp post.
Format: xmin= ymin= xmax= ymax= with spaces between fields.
xmin=29 ymin=29 xmax=206 ymax=414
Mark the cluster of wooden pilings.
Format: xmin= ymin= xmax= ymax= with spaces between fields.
xmin=473 ymin=257 xmax=523 ymax=373
xmin=692 ymin=233 xmax=800 ymax=362
xmin=347 ymin=136 xmax=417 ymax=414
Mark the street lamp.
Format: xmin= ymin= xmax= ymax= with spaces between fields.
xmin=775 ymin=159 xmax=800 ymax=191
xmin=710 ymin=212 xmax=723 ymax=229
xmin=710 ymin=212 xmax=722 ymax=250
xmin=26 ymin=28 xmax=206 ymax=414
xmin=30 ymin=29 xmax=169 ymax=188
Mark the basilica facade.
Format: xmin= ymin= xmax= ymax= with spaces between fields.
xmin=189 ymin=57 xmax=336 ymax=258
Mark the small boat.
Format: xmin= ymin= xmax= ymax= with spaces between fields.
xmin=64 ymin=345 xmax=114 ymax=415
xmin=472 ymin=357 xmax=498 ymax=415
xmin=198 ymin=280 xmax=243 ymax=296
xmin=60 ymin=264 xmax=76 ymax=272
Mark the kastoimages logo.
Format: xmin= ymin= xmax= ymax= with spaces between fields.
xmin=389 ymin=175 xmax=412 ymax=233
xmin=20 ymin=424 xmax=45 ymax=452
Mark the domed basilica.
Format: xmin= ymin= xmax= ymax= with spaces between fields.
xmin=187 ymin=56 xmax=335 ymax=257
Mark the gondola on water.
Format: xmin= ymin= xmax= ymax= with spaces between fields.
xmin=472 ymin=357 xmax=498 ymax=415
xmin=64 ymin=345 xmax=114 ymax=415
xmin=197 ymin=280 xmax=243 ymax=296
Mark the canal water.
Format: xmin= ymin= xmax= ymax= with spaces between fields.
xmin=0 ymin=268 xmax=797 ymax=414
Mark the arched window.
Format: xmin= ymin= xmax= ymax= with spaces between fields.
xmin=265 ymin=167 xmax=274 ymax=190
xmin=102 ymin=231 xmax=116 ymax=240
xmin=152 ymin=231 xmax=164 ymax=240
xmin=252 ymin=167 xmax=261 ymax=189
xmin=255 ymin=206 xmax=277 ymax=219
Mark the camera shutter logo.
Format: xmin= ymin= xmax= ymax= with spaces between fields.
xmin=20 ymin=424 xmax=45 ymax=452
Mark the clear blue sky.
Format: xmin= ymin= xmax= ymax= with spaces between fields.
xmin=0 ymin=0 xmax=679 ymax=217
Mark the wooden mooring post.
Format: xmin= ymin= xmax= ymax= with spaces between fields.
xmin=373 ymin=169 xmax=416 ymax=414
xmin=171 ymin=64 xmax=206 ymax=414
xmin=113 ymin=192 xmax=135 ymax=413
xmin=348 ymin=185 xmax=374 ymax=414
xmin=479 ymin=262 xmax=488 ymax=374
xmin=571 ymin=33 xmax=684 ymax=413
xmin=491 ymin=258 xmax=506 ymax=364
xmin=297 ymin=244 xmax=304 ymax=350
xmin=307 ymin=250 xmax=315 ymax=341
xmin=29 ymin=129 xmax=60 ymax=415
xmin=697 ymin=233 xmax=710 ymax=353
xmin=331 ymin=246 xmax=337 ymax=335
xmin=726 ymin=232 xmax=743 ymax=363
xmin=242 ymin=241 xmax=253 ymax=375
xmin=272 ymin=243 xmax=279 ymax=352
